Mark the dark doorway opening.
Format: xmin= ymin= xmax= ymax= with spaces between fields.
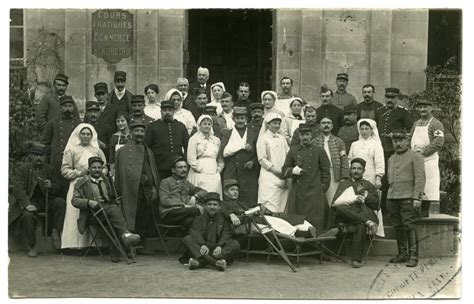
xmin=428 ymin=9 xmax=462 ymax=74
xmin=186 ymin=9 xmax=273 ymax=100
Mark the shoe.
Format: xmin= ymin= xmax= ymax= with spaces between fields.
xmin=27 ymin=246 xmax=38 ymax=258
xmin=215 ymin=259 xmax=227 ymax=271
xmin=366 ymin=221 xmax=378 ymax=235
xmin=318 ymin=228 xmax=339 ymax=238
xmin=121 ymin=232 xmax=140 ymax=248
xmin=111 ymin=255 xmax=121 ymax=263
xmin=406 ymin=229 xmax=419 ymax=267
xmin=188 ymin=258 xmax=200 ymax=270
xmin=389 ymin=230 xmax=409 ymax=263
xmin=51 ymin=229 xmax=61 ymax=250
xmin=308 ymin=226 xmax=318 ymax=238
xmin=352 ymin=260 xmax=362 ymax=268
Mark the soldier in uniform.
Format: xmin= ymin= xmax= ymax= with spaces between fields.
xmin=247 ymin=103 xmax=264 ymax=136
xmin=220 ymin=107 xmax=259 ymax=206
xmin=41 ymin=95 xmax=81 ymax=198
xmin=129 ymin=95 xmax=154 ymax=128
xmin=316 ymin=85 xmax=344 ymax=135
xmin=387 ymin=130 xmax=425 ymax=267
xmin=290 ymin=106 xmax=321 ymax=148
xmin=355 ymin=84 xmax=384 ymax=120
xmin=377 ymin=87 xmax=413 ymax=211
xmin=337 ymin=105 xmax=360 ymax=153
xmin=144 ymin=100 xmax=189 ymax=179
xmin=94 ymin=82 xmax=118 ymax=135
xmin=233 ymin=82 xmax=253 ymax=109
xmin=410 ymin=99 xmax=445 ymax=217
xmin=108 ymin=71 xmax=134 ymax=115
xmin=188 ymin=88 xmax=208 ymax=121
xmin=36 ymin=73 xmax=80 ymax=130
xmin=83 ymin=101 xmax=114 ymax=160
xmin=333 ymin=73 xmax=357 ymax=110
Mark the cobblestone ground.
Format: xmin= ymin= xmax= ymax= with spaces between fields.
xmin=8 ymin=251 xmax=460 ymax=299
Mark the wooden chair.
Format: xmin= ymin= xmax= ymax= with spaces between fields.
xmin=150 ymin=204 xmax=186 ymax=259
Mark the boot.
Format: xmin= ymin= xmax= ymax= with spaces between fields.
xmin=406 ymin=229 xmax=419 ymax=267
xmin=389 ymin=230 xmax=409 ymax=263
xmin=420 ymin=201 xmax=431 ymax=218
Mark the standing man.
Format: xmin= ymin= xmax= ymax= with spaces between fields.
xmin=377 ymin=88 xmax=413 ymax=211
xmin=115 ymin=121 xmax=160 ymax=243
xmin=387 ymin=130 xmax=425 ymax=267
xmin=94 ymin=82 xmax=118 ymax=134
xmin=316 ymin=85 xmax=344 ymax=135
xmin=41 ymin=95 xmax=81 ymax=197
xmin=220 ymin=92 xmax=235 ymax=130
xmin=234 ymin=82 xmax=253 ymax=109
xmin=290 ymin=106 xmax=320 ymax=148
xmin=315 ymin=117 xmax=349 ymax=208
xmin=83 ymin=101 xmax=114 ymax=158
xmin=220 ymin=107 xmax=259 ymax=206
xmin=9 ymin=142 xmax=66 ymax=257
xmin=190 ymin=89 xmax=208 ymax=121
xmin=333 ymin=158 xmax=380 ymax=268
xmin=275 ymin=76 xmax=299 ymax=116
xmin=283 ymin=124 xmax=331 ymax=231
xmin=355 ymin=84 xmax=384 ymax=120
xmin=36 ymin=73 xmax=79 ymax=130
xmin=72 ymin=156 xmax=141 ymax=262
xmin=129 ymin=95 xmax=154 ymax=128
xmin=247 ymin=103 xmax=265 ymax=136
xmin=177 ymin=78 xmax=195 ymax=109
xmin=144 ymin=100 xmax=189 ymax=179
xmin=183 ymin=192 xmax=240 ymax=271
xmin=337 ymin=105 xmax=360 ymax=153
xmin=108 ymin=71 xmax=133 ymax=115
xmin=410 ymin=99 xmax=444 ymax=217
xmin=189 ymin=67 xmax=211 ymax=98
xmin=333 ymin=73 xmax=357 ymax=110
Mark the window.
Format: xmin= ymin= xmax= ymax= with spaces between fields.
xmin=10 ymin=9 xmax=24 ymax=67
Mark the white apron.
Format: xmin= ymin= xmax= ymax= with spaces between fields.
xmin=411 ymin=117 xmax=440 ymax=201
xmin=187 ymin=157 xmax=222 ymax=197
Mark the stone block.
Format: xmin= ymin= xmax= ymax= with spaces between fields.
xmin=391 ymin=54 xmax=427 ymax=72
xmin=159 ymin=16 xmax=184 ymax=34
xmin=136 ymin=10 xmax=158 ymax=29
xmin=301 ymin=34 xmax=322 ymax=51
xmin=277 ymin=50 xmax=300 ymax=70
xmin=391 ymin=37 xmax=428 ymax=56
xmin=159 ymin=50 xmax=182 ymax=68
xmin=415 ymin=214 xmax=460 ymax=257
xmin=158 ymin=68 xmax=182 ymax=85
xmin=302 ymin=10 xmax=323 ymax=34
xmin=137 ymin=29 xmax=158 ymax=48
xmin=323 ymin=11 xmax=369 ymax=36
xmin=300 ymin=68 xmax=319 ymax=84
xmin=370 ymin=35 xmax=391 ymax=53
xmin=325 ymin=34 xmax=367 ymax=53
xmin=136 ymin=65 xmax=159 ymax=89
xmin=137 ymin=47 xmax=158 ymax=65
xmin=65 ymin=10 xmax=87 ymax=29
xmin=392 ymin=20 xmax=429 ymax=38
xmin=278 ymin=35 xmax=301 ymax=53
xmin=346 ymin=53 xmax=369 ymax=70
xmin=276 ymin=9 xmax=301 ymax=20
xmin=41 ymin=10 xmax=65 ymax=31
xmin=159 ymin=34 xmax=183 ymax=51
xmin=24 ymin=10 xmax=42 ymax=27
xmin=65 ymin=43 xmax=86 ymax=64
xmin=392 ymin=9 xmax=428 ymax=22
xmin=369 ymin=52 xmax=391 ymax=86
xmin=301 ymin=50 xmax=321 ymax=68
xmin=159 ymin=9 xmax=185 ymax=18
xmin=66 ymin=31 xmax=87 ymax=46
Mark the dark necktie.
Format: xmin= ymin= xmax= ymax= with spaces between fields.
xmin=92 ymin=180 xmax=108 ymax=203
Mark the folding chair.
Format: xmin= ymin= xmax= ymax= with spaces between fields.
xmin=35 ymin=189 xmax=49 ymax=254
xmin=150 ymin=203 xmax=186 ymax=259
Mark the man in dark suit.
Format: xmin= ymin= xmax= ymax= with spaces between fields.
xmin=94 ymin=82 xmax=118 ymax=133
xmin=177 ymin=77 xmax=196 ymax=111
xmin=219 ymin=107 xmax=259 ymax=206
xmin=9 ymin=142 xmax=66 ymax=257
xmin=72 ymin=156 xmax=140 ymax=263
xmin=108 ymin=71 xmax=134 ymax=115
xmin=188 ymin=66 xmax=211 ymax=99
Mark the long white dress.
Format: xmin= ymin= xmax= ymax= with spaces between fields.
xmin=186 ymin=132 xmax=224 ymax=197
xmin=256 ymin=130 xmax=289 ymax=213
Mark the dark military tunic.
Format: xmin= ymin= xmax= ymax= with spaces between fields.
xmin=290 ymin=124 xmax=321 ymax=148
xmin=355 ymin=99 xmax=384 ymax=120
xmin=333 ymin=90 xmax=357 ymax=110
xmin=130 ymin=114 xmax=155 ymax=129
xmin=247 ymin=119 xmax=263 ymax=137
xmin=316 ymin=104 xmax=344 ymax=135
xmin=337 ymin=124 xmax=359 ymax=154
xmin=282 ymin=144 xmax=331 ymax=231
xmin=108 ymin=89 xmax=133 ymax=115
xmin=376 ymin=106 xmax=413 ymax=154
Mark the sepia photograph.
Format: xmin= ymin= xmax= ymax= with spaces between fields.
xmin=6 ymin=3 xmax=463 ymax=300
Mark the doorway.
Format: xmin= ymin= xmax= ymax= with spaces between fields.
xmin=186 ymin=9 xmax=273 ymax=100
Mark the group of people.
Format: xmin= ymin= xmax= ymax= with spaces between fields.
xmin=8 ymin=67 xmax=445 ymax=271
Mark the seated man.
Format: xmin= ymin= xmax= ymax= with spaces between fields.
xmin=332 ymin=157 xmax=380 ymax=268
xmin=183 ymin=192 xmax=240 ymax=271
xmin=72 ymin=156 xmax=140 ymax=263
xmin=9 ymin=142 xmax=66 ymax=257
xmin=221 ymin=179 xmax=337 ymax=239
xmin=159 ymin=156 xmax=207 ymax=230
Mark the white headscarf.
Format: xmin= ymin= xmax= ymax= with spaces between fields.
xmin=289 ymin=97 xmax=304 ymax=118
xmin=164 ymin=88 xmax=183 ymax=101
xmin=261 ymin=90 xmax=278 ymax=103
xmin=357 ymin=118 xmax=381 ymax=143
xmin=64 ymin=123 xmax=99 ymax=152
xmin=197 ymin=114 xmax=214 ymax=136
xmin=210 ymin=82 xmax=226 ymax=103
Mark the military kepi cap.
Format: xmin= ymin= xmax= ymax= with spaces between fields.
xmin=160 ymin=100 xmax=175 ymax=109
xmin=343 ymin=104 xmax=357 ymax=114
xmin=114 ymin=71 xmax=127 ymax=81
xmin=129 ymin=120 xmax=146 ymax=130
xmin=223 ymin=179 xmax=239 ymax=189
xmin=389 ymin=129 xmax=408 ymax=139
xmin=249 ymin=103 xmax=264 ymax=112
xmin=233 ymin=107 xmax=247 ymax=116
xmin=204 ymin=192 xmax=221 ymax=203
xmin=417 ymin=99 xmax=432 ymax=106
xmin=30 ymin=142 xmax=46 ymax=155
xmin=86 ymin=101 xmax=100 ymax=111
xmin=131 ymin=95 xmax=146 ymax=104
xmin=336 ymin=73 xmax=349 ymax=81
xmin=298 ymin=123 xmax=312 ymax=133
xmin=204 ymin=105 xmax=217 ymax=113
xmin=88 ymin=156 xmax=104 ymax=167
xmin=170 ymin=155 xmax=186 ymax=168
xmin=385 ymin=87 xmax=400 ymax=97
xmin=94 ymin=82 xmax=108 ymax=94
xmin=54 ymin=73 xmax=69 ymax=84
xmin=59 ymin=95 xmax=75 ymax=105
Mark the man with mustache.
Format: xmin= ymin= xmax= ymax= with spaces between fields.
xmin=247 ymin=103 xmax=265 ymax=136
xmin=115 ymin=121 xmax=160 ymax=250
xmin=189 ymin=66 xmax=211 ymax=99
xmin=9 ymin=142 xmax=66 ymax=257
xmin=276 ymin=77 xmax=300 ymax=116
xmin=129 ymin=95 xmax=154 ymax=128
xmin=145 ymin=100 xmax=189 ymax=179
xmin=314 ymin=117 xmax=349 ymax=212
xmin=108 ymin=71 xmax=134 ymax=115
xmin=290 ymin=106 xmax=321 ymax=148
xmin=41 ymin=95 xmax=81 ymax=198
xmin=386 ymin=130 xmax=425 ymax=267
xmin=316 ymin=85 xmax=344 ymax=135
xmin=376 ymin=88 xmax=413 ymax=212
xmin=36 ymin=73 xmax=79 ymax=130
xmin=355 ymin=84 xmax=384 ymax=120
xmin=333 ymin=73 xmax=357 ymax=110
xmin=337 ymin=105 xmax=360 ymax=153
xmin=409 ymin=99 xmax=445 ymax=217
